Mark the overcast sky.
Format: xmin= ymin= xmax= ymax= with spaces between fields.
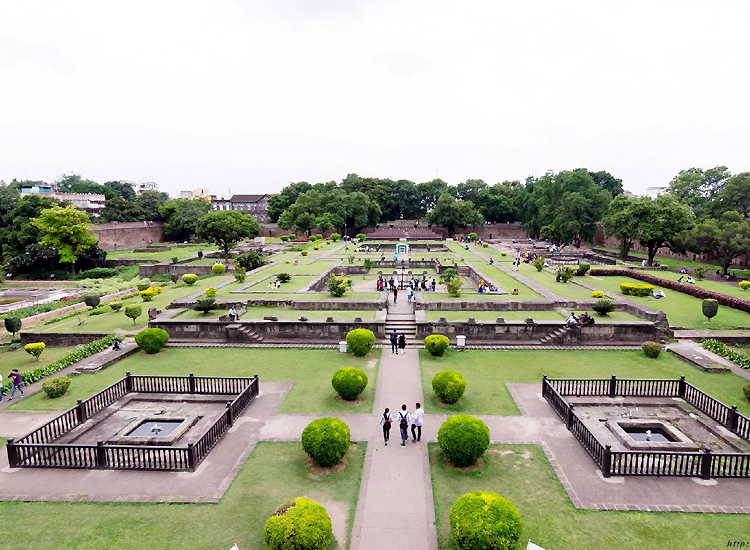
xmin=1 ymin=0 xmax=748 ymax=198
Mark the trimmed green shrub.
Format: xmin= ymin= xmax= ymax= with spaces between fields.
xmin=139 ymin=287 xmax=158 ymax=302
xmin=744 ymin=384 xmax=750 ymax=404
xmin=171 ymin=256 xmax=179 ymax=264
xmin=135 ymin=328 xmax=169 ymax=354
xmin=438 ymin=415 xmax=490 ymax=467
xmin=300 ymin=250 xmax=308 ymax=256
xmin=78 ymin=267 xmax=117 ymax=279
xmin=234 ymin=251 xmax=266 ymax=271
xmin=450 ymin=491 xmax=523 ymax=550
xmin=182 ymin=274 xmax=198 ymax=285
xmin=468 ymin=232 xmax=478 ymax=241
xmin=263 ymin=497 xmax=332 ymax=550
xmin=432 ymin=370 xmax=467 ymax=404
xmin=446 ymin=278 xmax=463 ymax=297
xmin=233 ymin=266 xmax=246 ymax=283
xmin=124 ymin=304 xmax=142 ymax=325
xmin=9 ymin=342 xmax=22 ymax=351
xmin=280 ymin=235 xmax=289 ymax=242
xmin=592 ymin=299 xmax=616 ymax=316
xmin=328 ymin=274 xmax=351 ymax=297
xmin=314 ymin=233 xmax=323 ymax=240
xmin=194 ymin=297 xmax=217 ymax=315
xmin=205 ymin=287 xmax=217 ymax=298
xmin=331 ymin=367 xmax=368 ymax=401
xmin=277 ymin=273 xmax=291 ymax=283
xmin=694 ymin=266 xmax=707 ymax=280
xmin=84 ymin=294 xmax=101 ymax=308
xmin=212 ymin=263 xmax=226 ymax=274
xmin=313 ymin=246 xmax=319 ymax=251
xmin=42 ymin=376 xmax=71 ymax=399
xmin=591 ymin=291 xmax=604 ymax=298
xmin=620 ymin=282 xmax=653 ymax=296
xmin=740 ymin=281 xmax=750 ymax=291
xmin=425 ymin=334 xmax=450 ymax=357
xmin=501 ymin=252 xmax=507 ymax=256
xmin=355 ymin=233 xmax=366 ymax=241
xmin=482 ymin=242 xmax=489 ymax=247
xmin=197 ymin=250 xmax=203 ymax=259
xmin=346 ymin=329 xmax=375 ymax=357
xmin=301 ymin=417 xmax=351 ymax=467
xmin=577 ymin=262 xmax=591 ymax=276
xmin=660 ymin=264 xmax=669 ymax=270
xmin=702 ymin=299 xmax=719 ymax=323
xmin=532 ymin=257 xmax=545 ymax=272
xmin=439 ymin=268 xmax=457 ymax=283
xmin=642 ymin=341 xmax=661 ymax=358
xmin=289 ymin=233 xmax=297 ymax=240
xmin=24 ymin=342 xmax=46 ymax=361
xmin=136 ymin=280 xmax=151 ymax=292
xmin=4 ymin=317 xmax=22 ymax=337
xmin=330 ymin=233 xmax=340 ymax=241
xmin=170 ymin=274 xmax=179 ymax=283
xmin=108 ymin=301 xmax=124 ymax=311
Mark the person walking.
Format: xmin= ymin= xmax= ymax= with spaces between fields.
xmin=407 ymin=286 xmax=413 ymax=304
xmin=393 ymin=285 xmax=398 ymax=304
xmin=389 ymin=330 xmax=398 ymax=354
xmin=397 ymin=404 xmax=411 ymax=446
xmin=431 ymin=278 xmax=436 ymax=292
xmin=411 ymin=402 xmax=424 ymax=442
xmin=398 ymin=333 xmax=407 ymax=355
xmin=8 ymin=369 xmax=24 ymax=400
xmin=380 ymin=407 xmax=393 ymax=445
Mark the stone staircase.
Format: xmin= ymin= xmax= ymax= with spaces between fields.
xmin=539 ymin=327 xmax=579 ymax=346
xmin=238 ymin=325 xmax=265 ymax=342
xmin=383 ymin=300 xmax=417 ymax=343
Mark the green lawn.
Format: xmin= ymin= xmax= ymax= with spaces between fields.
xmin=596 ymin=246 xmax=721 ymax=272
xmin=419 ymin=349 xmax=750 ymax=416
xmin=178 ymin=307 xmax=377 ymax=321
xmin=0 ymin=346 xmax=77 ymax=374
xmin=629 ymin=269 xmax=750 ymax=301
xmin=425 ymin=310 xmax=565 ymax=321
xmin=429 ymin=443 xmax=748 ymax=550
xmin=0 ymin=441 xmax=365 ymax=550
xmin=587 ymin=275 xmax=750 ymax=329
xmin=8 ymin=348 xmax=380 ymax=414
xmin=517 ymin=264 xmax=612 ymax=301
xmin=106 ymin=244 xmax=221 ymax=261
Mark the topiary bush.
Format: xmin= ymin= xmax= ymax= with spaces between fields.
xmin=136 ymin=280 xmax=151 ymax=292
xmin=212 ymin=263 xmax=226 ymax=274
xmin=620 ymin=282 xmax=653 ymax=297
xmin=740 ymin=281 xmax=750 ymax=291
xmin=182 ymin=273 xmax=198 ymax=285
xmin=702 ymin=298 xmax=719 ymax=323
xmin=4 ymin=317 xmax=22 ymax=338
xmin=468 ymin=232 xmax=478 ymax=241
xmin=171 ymin=256 xmax=179 ymax=264
xmin=450 ymin=491 xmax=523 ymax=550
xmin=591 ymin=291 xmax=604 ymax=298
xmin=108 ymin=300 xmax=124 ymax=311
xmin=330 ymin=233 xmax=340 ymax=241
xmin=134 ymin=328 xmax=170 ymax=354
xmin=277 ymin=273 xmax=291 ymax=283
xmin=642 ymin=341 xmax=661 ymax=359
xmin=170 ymin=274 xmax=179 ymax=283
xmin=425 ymin=334 xmax=450 ymax=357
xmin=482 ymin=242 xmax=489 ymax=247
xmin=577 ymin=262 xmax=591 ymax=276
xmin=84 ymin=294 xmax=101 ymax=309
xmin=124 ymin=304 xmax=143 ymax=325
xmin=346 ymin=329 xmax=375 ymax=357
xmin=331 ymin=367 xmax=368 ymax=401
xmin=432 ymin=370 xmax=467 ymax=404
xmin=438 ymin=415 xmax=490 ymax=467
xmin=301 ymin=417 xmax=351 ymax=467
xmin=280 ymin=235 xmax=289 ymax=242
xmin=233 ymin=266 xmax=246 ymax=283
xmin=139 ymin=287 xmax=158 ymax=302
xmin=659 ymin=264 xmax=669 ymax=271
xmin=592 ymin=299 xmax=616 ymax=316
xmin=42 ymin=376 xmax=71 ymax=399
xmin=300 ymin=250 xmax=308 ymax=257
xmin=289 ymin=233 xmax=297 ymax=240
xmin=328 ymin=273 xmax=351 ymax=297
xmin=24 ymin=342 xmax=46 ymax=361
xmin=355 ymin=233 xmax=366 ymax=241
xmin=263 ymin=497 xmax=332 ymax=550
xmin=205 ymin=287 xmax=217 ymax=298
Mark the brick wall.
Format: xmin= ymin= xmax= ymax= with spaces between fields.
xmin=93 ymin=222 xmax=166 ymax=251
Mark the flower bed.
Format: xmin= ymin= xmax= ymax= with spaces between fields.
xmin=589 ymin=269 xmax=750 ymax=313
xmin=0 ymin=295 xmax=83 ymax=321
xmin=702 ymin=339 xmax=750 ymax=370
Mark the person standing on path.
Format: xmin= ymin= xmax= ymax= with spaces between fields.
xmin=397 ymin=404 xmax=411 ymax=446
xmin=407 ymin=286 xmax=413 ymax=304
xmin=398 ymin=333 xmax=407 ymax=355
xmin=431 ymin=278 xmax=436 ymax=292
xmin=8 ymin=369 xmax=24 ymax=400
xmin=380 ymin=407 xmax=393 ymax=445
xmin=390 ymin=330 xmax=398 ymax=355
xmin=393 ymin=285 xmax=398 ymax=304
xmin=411 ymin=402 xmax=424 ymax=442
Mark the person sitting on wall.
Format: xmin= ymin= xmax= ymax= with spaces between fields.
xmin=228 ymin=307 xmax=237 ymax=322
xmin=580 ymin=312 xmax=594 ymax=326
xmin=680 ymin=268 xmax=688 ymax=274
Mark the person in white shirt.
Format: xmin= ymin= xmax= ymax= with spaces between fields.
xmin=397 ymin=404 xmax=411 ymax=446
xmin=411 ymin=403 xmax=424 ymax=443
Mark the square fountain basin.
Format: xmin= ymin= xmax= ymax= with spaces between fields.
xmin=109 ymin=415 xmax=200 ymax=446
xmin=607 ymin=419 xmax=699 ymax=451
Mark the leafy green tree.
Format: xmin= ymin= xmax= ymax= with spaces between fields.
xmin=100 ymin=194 xmax=143 ymax=222
xmin=603 ymin=194 xmax=644 ymax=257
xmin=196 ymin=210 xmax=260 ymax=259
xmin=685 ymin=211 xmax=750 ymax=275
xmin=32 ymin=206 xmax=97 ymax=272
xmin=0 ymin=183 xmax=19 ymax=222
xmin=454 ymin=179 xmax=488 ymax=205
xmin=638 ymin=194 xmax=695 ymax=265
xmin=102 ymin=181 xmax=136 ymax=201
xmin=160 ymin=198 xmax=212 ymax=241
xmin=475 ymin=181 xmax=521 ymax=223
xmin=587 ymin=170 xmax=623 ymax=197
xmin=135 ymin=190 xmax=170 ymax=221
xmin=713 ymin=173 xmax=750 ymax=218
xmin=426 ymin=194 xmax=483 ymax=236
xmin=667 ymin=166 xmax=731 ymax=219
xmin=418 ymin=179 xmax=449 ymax=214
xmin=55 ymin=173 xmax=108 ymax=196
xmin=0 ymin=195 xmax=63 ymax=263
xmin=267 ymin=181 xmax=312 ymax=223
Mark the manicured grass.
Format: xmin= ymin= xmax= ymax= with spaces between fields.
xmin=0 ymin=346 xmax=78 ymax=374
xmin=429 ymin=443 xmax=748 ymax=550
xmin=0 ymin=441 xmax=365 ymax=550
xmin=517 ymin=264 xmax=612 ymax=301
xmin=630 ymin=269 xmax=750 ymax=301
xmin=588 ymin=310 xmax=643 ymax=321
xmin=424 ymin=310 xmax=565 ymax=321
xmin=178 ymin=307 xmax=377 ymax=321
xmin=596 ymin=246 xmax=721 ymax=272
xmin=0 ymin=437 xmax=6 ymax=448
xmin=226 ymin=292 xmax=382 ymax=300
xmin=10 ymin=348 xmax=380 ymax=414
xmin=107 ymin=244 xmax=221 ymax=261
xmin=587 ymin=275 xmax=750 ymax=329
xmin=246 ymin=275 xmax=316 ymax=291
xmin=419 ymin=349 xmax=750 ymax=416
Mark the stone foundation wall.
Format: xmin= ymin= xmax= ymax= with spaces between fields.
xmin=138 ymin=264 xmax=227 ymax=277
xmin=93 ymin=222 xmax=166 ymax=251
xmin=20 ymin=332 xmax=109 ymax=346
xmin=416 ymin=300 xmax=558 ymax=311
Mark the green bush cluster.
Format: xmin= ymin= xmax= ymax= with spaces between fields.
xmin=446 ymin=278 xmax=463 ymax=297
xmin=1 ymin=335 xmax=116 ymax=396
xmin=136 ymin=280 xmax=152 ymax=292
xmin=277 ymin=273 xmax=291 ymax=283
xmin=328 ymin=273 xmax=351 ymax=297
xmin=78 ymin=267 xmax=117 ymax=279
xmin=346 ymin=329 xmax=375 ymax=357
xmin=194 ymin=297 xmax=217 ymax=315
xmin=263 ymin=497 xmax=332 ymax=550
xmin=84 ymin=295 xmax=101 ymax=308
xmin=559 ymin=266 xmax=576 ymax=283
xmin=233 ymin=266 xmax=246 ymax=283
xmin=300 ymin=250 xmax=308 ymax=256
xmin=740 ymin=281 xmax=750 ymax=290
xmin=108 ymin=301 xmax=124 ymax=311
xmin=134 ymin=328 xmax=170 ymax=354
xmin=301 ymin=417 xmax=351 ymax=467
xmin=450 ymin=491 xmax=523 ymax=550
xmin=139 ymin=287 xmax=159 ymax=301
xmin=702 ymin=339 xmax=750 ymax=370
xmin=42 ymin=376 xmax=71 ymax=399
xmin=659 ymin=265 xmax=669 ymax=271
xmin=576 ymin=262 xmax=591 ymax=276
xmin=438 ymin=415 xmax=490 ymax=467
xmin=124 ymin=304 xmax=143 ymax=325
xmin=592 ymin=299 xmax=616 ymax=316
xmin=432 ymin=370 xmax=467 ymax=404
xmin=234 ymin=251 xmax=266 ymax=271
xmin=532 ymin=257 xmax=545 ymax=272
xmin=330 ymin=233 xmax=340 ymax=241
xmin=280 ymin=235 xmax=289 ymax=242
xmin=641 ymin=341 xmax=662 ymax=358
xmin=355 ymin=233 xmax=366 ymax=241
xmin=24 ymin=342 xmax=46 ymax=361
xmin=212 ymin=263 xmax=226 ymax=274
xmin=0 ymin=296 xmax=84 ymax=322
xmin=75 ymin=277 xmax=144 ymax=296
xmin=424 ymin=334 xmax=450 ymax=356
xmin=182 ymin=273 xmax=198 ymax=285
xmin=620 ymin=282 xmax=654 ymax=296
xmin=744 ymin=384 xmax=750 ymax=404
xmin=468 ymin=232 xmax=478 ymax=241
xmin=289 ymin=233 xmax=297 ymax=240
xmin=331 ymin=367 xmax=368 ymax=401
xmin=694 ymin=266 xmax=707 ymax=280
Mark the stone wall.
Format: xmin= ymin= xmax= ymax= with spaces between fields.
xmin=416 ymin=300 xmax=558 ymax=311
xmin=93 ymin=222 xmax=166 ymax=251
xmin=138 ymin=264 xmax=225 ymax=277
xmin=20 ymin=332 xmax=109 ymax=346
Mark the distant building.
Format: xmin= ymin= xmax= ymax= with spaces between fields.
xmin=180 ymin=188 xmax=211 ymax=201
xmin=210 ymin=194 xmax=270 ymax=222
xmin=18 ymin=183 xmax=105 ymax=217
xmin=642 ymin=186 xmax=668 ymax=198
xmin=120 ymin=180 xmax=159 ymax=195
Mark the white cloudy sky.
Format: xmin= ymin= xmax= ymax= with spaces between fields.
xmin=1 ymin=0 xmax=748 ymax=197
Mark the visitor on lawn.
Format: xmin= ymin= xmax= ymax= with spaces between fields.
xmin=380 ymin=407 xmax=392 ymax=445
xmin=411 ymin=403 xmax=424 ymax=443
xmin=651 ymin=289 xmax=666 ymax=299
xmin=431 ymin=278 xmax=436 ymax=292
xmin=398 ymin=333 xmax=406 ymax=355
xmin=398 ymin=405 xmax=411 ymax=447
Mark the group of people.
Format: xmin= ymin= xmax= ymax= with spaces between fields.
xmin=380 ymin=403 xmax=424 ymax=446
xmin=676 ymin=275 xmax=696 ymax=284
xmin=267 ymin=279 xmax=282 ymax=290
xmin=0 ymin=369 xmax=24 ymax=402
xmin=389 ymin=330 xmax=407 ymax=354
xmin=566 ymin=311 xmax=594 ymax=333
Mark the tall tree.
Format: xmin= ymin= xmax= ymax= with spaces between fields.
xmin=32 ymin=206 xmax=97 ymax=273
xmin=160 ymin=198 xmax=212 ymax=241
xmin=417 ymin=179 xmax=449 ymax=215
xmin=638 ymin=194 xmax=695 ymax=265
xmin=135 ymin=190 xmax=170 ymax=221
xmin=55 ymin=173 xmax=109 ymax=196
xmin=426 ymin=194 xmax=483 ymax=236
xmin=196 ymin=210 xmax=260 ymax=259
xmin=267 ymin=181 xmax=312 ymax=223
xmin=0 ymin=195 xmax=64 ymax=262
xmin=603 ymin=194 xmax=643 ymax=257
xmin=102 ymin=181 xmax=137 ymax=201
xmin=475 ymin=180 xmax=521 ymax=223
xmin=587 ymin=170 xmax=624 ymax=197
xmin=99 ymin=194 xmax=143 ymax=222
xmin=667 ymin=166 xmax=731 ymax=219
xmin=454 ymin=179 xmax=488 ymax=205
xmin=713 ymin=172 xmax=750 ymax=218
xmin=685 ymin=211 xmax=750 ymax=275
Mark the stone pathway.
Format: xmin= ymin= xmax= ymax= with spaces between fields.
xmin=667 ymin=339 xmax=750 ymax=380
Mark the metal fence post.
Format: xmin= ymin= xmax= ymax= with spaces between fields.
xmin=602 ymin=445 xmax=612 ymax=478
xmin=6 ymin=438 xmax=18 ymax=468
xmin=566 ymin=405 xmax=575 ymax=430
xmin=609 ymin=375 xmax=617 ymax=398
xmin=96 ymin=441 xmax=107 ymax=469
xmin=187 ymin=443 xmax=197 ymax=471
xmin=542 ymin=375 xmax=548 ymax=398
xmin=189 ymin=373 xmax=196 ymax=394
xmin=700 ymin=447 xmax=712 ymax=480
xmin=125 ymin=372 xmax=133 ymax=392
xmin=728 ymin=405 xmax=739 ymax=432
xmin=226 ymin=402 xmax=233 ymax=427
xmin=678 ymin=375 xmax=686 ymax=399
xmin=75 ymin=399 xmax=86 ymax=423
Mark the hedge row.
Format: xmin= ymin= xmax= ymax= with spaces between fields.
xmin=589 ymin=269 xmax=750 ymax=313
xmin=702 ymin=339 xmax=750 ymax=370
xmin=1 ymin=334 xmax=116 ymax=395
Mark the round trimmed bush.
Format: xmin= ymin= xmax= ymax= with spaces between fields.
xmin=264 ymin=497 xmax=332 ymax=550
xmin=432 ymin=370 xmax=467 ymax=404
xmin=136 ymin=279 xmax=151 ymax=292
xmin=501 ymin=252 xmax=507 ymax=256
xmin=212 ymin=263 xmax=226 ymax=274
xmin=182 ymin=273 xmax=198 ymax=285
xmin=24 ymin=342 xmax=46 ymax=361
xmin=438 ymin=415 xmax=490 ymax=467
xmin=355 ymin=233 xmax=366 ymax=241
xmin=135 ymin=328 xmax=170 ymax=354
xmin=330 ymin=233 xmax=340 ymax=241
xmin=205 ymin=287 xmax=217 ymax=298
xmin=424 ymin=334 xmax=450 ymax=357
xmin=301 ymin=417 xmax=351 ymax=467
xmin=740 ymin=281 xmax=750 ymax=291
xmin=124 ymin=304 xmax=142 ymax=325
xmin=289 ymin=233 xmax=297 ymax=240
xmin=346 ymin=329 xmax=375 ymax=357
xmin=42 ymin=376 xmax=71 ymax=399
xmin=702 ymin=299 xmax=719 ymax=322
xmin=108 ymin=301 xmax=124 ymax=312
xmin=642 ymin=341 xmax=661 ymax=359
xmin=300 ymin=250 xmax=308 ymax=256
xmin=450 ymin=491 xmax=523 ymax=550
xmin=4 ymin=317 xmax=22 ymax=337
xmin=84 ymin=294 xmax=101 ymax=308
xmin=331 ymin=367 xmax=368 ymax=401
xmin=139 ymin=287 xmax=157 ymax=302
xmin=591 ymin=291 xmax=604 ymax=298
xmin=280 ymin=235 xmax=289 ymax=242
